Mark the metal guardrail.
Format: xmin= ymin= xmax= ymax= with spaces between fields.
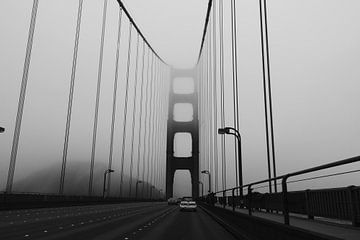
xmin=0 ymin=192 xmax=164 ymax=210
xmin=208 ymin=155 xmax=360 ymax=226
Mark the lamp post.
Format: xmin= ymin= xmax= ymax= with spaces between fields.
xmin=149 ymin=186 xmax=155 ymax=200
xmin=159 ymin=189 xmax=163 ymax=200
xmin=218 ymin=127 xmax=243 ymax=197
xmin=201 ymin=170 xmax=211 ymax=194
xmin=102 ymin=169 xmax=114 ymax=198
xmin=135 ymin=180 xmax=143 ymax=200
xmin=0 ymin=127 xmax=4 ymax=133
xmin=198 ymin=181 xmax=204 ymax=197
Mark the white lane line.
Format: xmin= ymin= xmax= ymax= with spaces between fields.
xmin=24 ymin=234 xmax=30 ymax=237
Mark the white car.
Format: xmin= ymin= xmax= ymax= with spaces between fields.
xmin=179 ymin=200 xmax=197 ymax=212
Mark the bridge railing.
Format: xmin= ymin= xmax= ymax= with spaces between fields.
xmin=207 ymin=155 xmax=360 ymax=226
xmin=0 ymin=191 xmax=164 ymax=210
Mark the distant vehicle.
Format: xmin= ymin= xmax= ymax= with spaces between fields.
xmin=179 ymin=197 xmax=197 ymax=212
xmin=181 ymin=196 xmax=193 ymax=201
xmin=167 ymin=197 xmax=178 ymax=205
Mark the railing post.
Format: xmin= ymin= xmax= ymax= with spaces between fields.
xmin=305 ymin=189 xmax=314 ymax=220
xmin=347 ymin=185 xmax=359 ymax=227
xmin=282 ymin=175 xmax=290 ymax=225
xmin=264 ymin=193 xmax=270 ymax=212
xmin=223 ymin=190 xmax=226 ymax=208
xmin=248 ymin=185 xmax=252 ymax=216
xmin=232 ymin=188 xmax=235 ymax=212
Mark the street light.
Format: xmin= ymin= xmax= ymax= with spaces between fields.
xmin=159 ymin=189 xmax=163 ymax=200
xmin=198 ymin=181 xmax=204 ymax=197
xmin=149 ymin=186 xmax=155 ymax=200
xmin=135 ymin=180 xmax=143 ymax=200
xmin=102 ymin=169 xmax=115 ymax=198
xmin=218 ymin=127 xmax=243 ymax=197
xmin=0 ymin=127 xmax=4 ymax=133
xmin=201 ymin=170 xmax=211 ymax=194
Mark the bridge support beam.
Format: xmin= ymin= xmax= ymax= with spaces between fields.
xmin=166 ymin=68 xmax=199 ymax=199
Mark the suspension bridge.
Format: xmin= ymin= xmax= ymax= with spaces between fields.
xmin=0 ymin=0 xmax=359 ymax=239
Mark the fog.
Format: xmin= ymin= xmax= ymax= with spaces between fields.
xmin=1 ymin=0 xmax=360 ymax=197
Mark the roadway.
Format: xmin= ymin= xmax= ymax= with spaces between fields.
xmin=0 ymin=202 xmax=237 ymax=240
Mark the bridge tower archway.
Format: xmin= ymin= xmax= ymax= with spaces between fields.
xmin=166 ymin=68 xmax=199 ymax=199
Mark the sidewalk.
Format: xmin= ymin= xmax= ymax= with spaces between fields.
xmin=214 ymin=204 xmax=360 ymax=240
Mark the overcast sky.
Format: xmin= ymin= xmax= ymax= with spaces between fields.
xmin=1 ymin=0 xmax=360 ymax=197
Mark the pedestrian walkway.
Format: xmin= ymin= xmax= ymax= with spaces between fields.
xmin=214 ymin=204 xmax=360 ymax=240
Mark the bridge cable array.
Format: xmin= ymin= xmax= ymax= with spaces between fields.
xmin=5 ymin=0 xmax=170 ymax=199
xmin=196 ymin=0 xmax=277 ymax=195
xmin=258 ymin=0 xmax=277 ymax=193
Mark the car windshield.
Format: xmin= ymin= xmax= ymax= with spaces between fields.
xmin=182 ymin=197 xmax=192 ymax=201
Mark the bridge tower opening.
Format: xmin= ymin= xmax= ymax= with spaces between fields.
xmin=166 ymin=68 xmax=199 ymax=199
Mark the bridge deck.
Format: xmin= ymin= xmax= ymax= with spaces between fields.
xmin=215 ymin=204 xmax=360 ymax=240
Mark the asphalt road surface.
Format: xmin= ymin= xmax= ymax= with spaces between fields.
xmin=0 ymin=202 xmax=237 ymax=240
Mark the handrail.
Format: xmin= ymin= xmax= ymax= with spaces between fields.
xmin=209 ymin=155 xmax=360 ymax=225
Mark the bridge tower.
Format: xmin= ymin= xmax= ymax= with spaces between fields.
xmin=166 ymin=68 xmax=199 ymax=199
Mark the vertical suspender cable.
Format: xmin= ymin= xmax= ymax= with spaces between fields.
xmin=136 ymin=41 xmax=146 ymax=194
xmin=89 ymin=0 xmax=108 ymax=196
xmin=128 ymin=34 xmax=140 ymax=197
xmin=200 ymin=53 xmax=203 ymax=174
xmin=206 ymin=39 xmax=211 ymax=175
xmin=153 ymin=65 xmax=160 ymax=190
xmin=212 ymin=0 xmax=218 ymax=192
xmin=149 ymin=59 xmax=158 ymax=196
xmin=105 ymin=7 xmax=123 ymax=197
xmin=142 ymin=50 xmax=151 ymax=197
xmin=204 ymin=56 xmax=207 ymax=174
xmin=146 ymin=54 xmax=154 ymax=198
xmin=231 ymin=0 xmax=240 ymax=189
xmin=153 ymin=62 xmax=160 ymax=189
xmin=60 ymin=0 xmax=84 ymax=195
xmin=6 ymin=0 xmax=40 ymax=193
xmin=119 ymin=23 xmax=133 ymax=197
xmin=219 ymin=0 xmax=226 ymax=191
xmin=259 ymin=0 xmax=272 ymax=193
xmin=148 ymin=60 xmax=155 ymax=194
xmin=208 ymin=18 xmax=214 ymax=191
xmin=263 ymin=0 xmax=277 ymax=193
